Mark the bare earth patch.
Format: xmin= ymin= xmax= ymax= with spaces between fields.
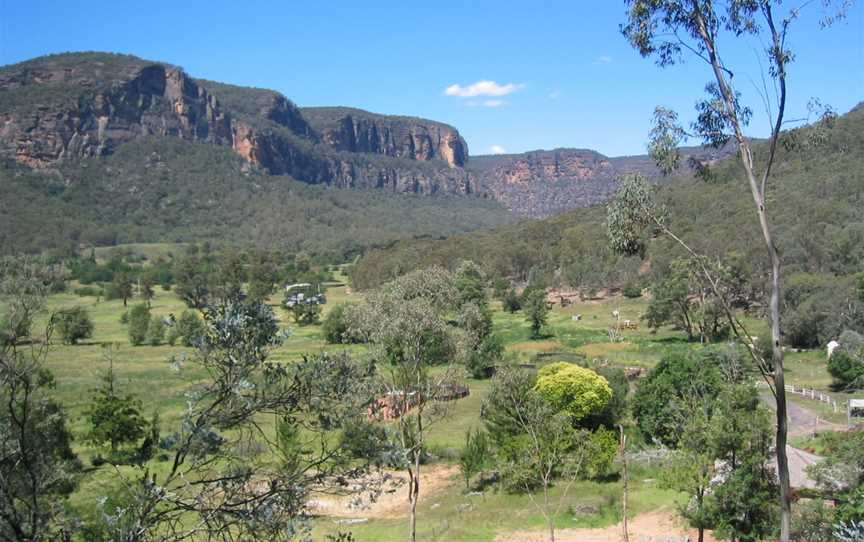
xmin=495 ymin=508 xmax=716 ymax=542
xmin=307 ymin=464 xmax=459 ymax=520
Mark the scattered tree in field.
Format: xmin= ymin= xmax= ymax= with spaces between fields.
xmin=166 ymin=309 xmax=205 ymax=347
xmin=346 ymin=267 xmax=460 ymax=542
xmin=86 ymin=353 xmax=147 ymax=455
xmin=535 ymin=362 xmax=612 ymax=424
xmin=585 ymin=364 xmax=629 ymax=429
xmin=291 ymin=302 xmax=321 ymax=325
xmin=661 ymin=383 xmax=778 ymax=542
xmin=618 ymin=3 xmax=852 ymax=537
xmin=0 ymin=264 xmax=79 ymax=542
xmin=140 ymin=275 xmax=155 ymax=307
xmin=126 ymin=303 xmax=150 ymax=346
xmin=136 ymin=411 xmax=160 ymax=463
xmin=322 ymin=303 xmax=355 ymax=344
xmin=112 ymin=272 xmax=133 ymax=307
xmin=503 ymin=288 xmax=521 ymax=313
xmin=212 ymin=251 xmax=246 ymax=303
xmin=146 ymin=316 xmax=165 ymax=346
xmin=174 ymin=255 xmax=210 ymax=309
xmin=661 ymin=409 xmax=715 ymax=542
xmin=247 ymin=254 xmax=277 ymax=302
xmin=644 ymin=259 xmax=730 ymax=342
xmin=458 ymin=301 xmax=503 ymax=379
xmin=708 ymin=385 xmax=778 ymax=542
xmin=54 ymin=306 xmax=94 ymax=345
xmin=454 ymin=260 xmax=487 ymax=308
xmin=459 ymin=428 xmax=490 ymax=490
xmin=524 ymin=289 xmax=549 ymax=339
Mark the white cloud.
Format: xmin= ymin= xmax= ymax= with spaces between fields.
xmin=444 ymin=80 xmax=525 ymax=98
xmin=548 ymin=90 xmax=561 ymax=99
xmin=594 ymin=55 xmax=613 ymax=65
xmin=483 ymin=99 xmax=506 ymax=107
xmin=489 ymin=145 xmax=507 ymax=155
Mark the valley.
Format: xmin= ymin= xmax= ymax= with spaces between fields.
xmin=3 ymin=3 xmax=864 ymax=541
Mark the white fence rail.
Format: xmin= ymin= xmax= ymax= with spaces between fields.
xmin=757 ymin=381 xmax=845 ymax=414
xmin=783 ymin=384 xmax=843 ymax=413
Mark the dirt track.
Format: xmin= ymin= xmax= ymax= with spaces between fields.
xmin=495 ymin=508 xmax=716 ymax=542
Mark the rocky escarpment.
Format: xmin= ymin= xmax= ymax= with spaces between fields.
xmin=302 ymin=107 xmax=468 ymax=167
xmin=0 ymin=52 xmax=475 ymax=195
xmin=0 ymin=56 xmax=233 ymax=167
xmin=469 ymin=149 xmax=619 ymax=217
xmin=470 ymin=145 xmax=736 ymax=218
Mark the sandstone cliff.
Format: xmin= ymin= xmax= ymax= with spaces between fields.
xmin=470 ymin=145 xmax=735 ymax=218
xmin=0 ymin=53 xmax=475 ymax=195
xmin=302 ymin=107 xmax=468 ymax=167
xmin=0 ymin=55 xmax=232 ymax=167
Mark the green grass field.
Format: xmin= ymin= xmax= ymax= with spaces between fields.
xmin=25 ymin=283 xmax=864 ymax=541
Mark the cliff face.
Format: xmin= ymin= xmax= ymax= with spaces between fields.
xmin=0 ymin=53 xmax=475 ymax=195
xmin=0 ymin=59 xmax=232 ymax=167
xmin=0 ymin=52 xmax=733 ymax=216
xmin=302 ymin=107 xmax=468 ymax=167
xmin=470 ymin=149 xmax=619 ymax=217
xmin=470 ymin=145 xmax=735 ymax=218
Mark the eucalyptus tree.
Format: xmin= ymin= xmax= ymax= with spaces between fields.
xmin=614 ymin=2 xmax=852 ymax=538
xmin=346 ymin=267 xmax=461 ymax=542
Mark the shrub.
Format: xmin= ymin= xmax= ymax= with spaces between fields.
xmin=55 ymin=306 xmax=94 ymax=345
xmin=503 ymin=289 xmax=521 ymax=313
xmin=171 ymin=310 xmax=205 ymax=347
xmin=466 ymin=334 xmax=504 ymax=379
xmin=622 ymin=283 xmax=643 ymax=298
xmin=322 ymin=303 xmax=353 ymax=344
xmin=340 ymin=420 xmax=387 ymax=460
xmin=524 ymin=290 xmax=549 ymax=339
xmin=291 ymin=303 xmax=321 ymax=326
xmin=828 ymin=330 xmax=864 ymax=388
xmin=146 ymin=316 xmax=165 ymax=346
xmin=535 ymin=363 xmax=612 ymax=423
xmin=127 ymin=303 xmax=150 ymax=346
xmin=459 ymin=428 xmax=490 ymax=490
xmin=585 ymin=426 xmax=619 ymax=478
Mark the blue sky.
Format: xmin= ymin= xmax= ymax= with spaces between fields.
xmin=1 ymin=0 xmax=862 ymax=157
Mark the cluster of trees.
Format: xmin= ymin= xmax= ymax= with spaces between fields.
xmin=335 ymin=263 xmax=508 ymax=540
xmin=803 ymin=429 xmax=864 ymax=540
xmin=454 ymin=358 xmax=629 ymax=541
xmin=1 ymin=255 xmax=388 ymax=541
xmin=634 ymin=350 xmax=779 ymax=542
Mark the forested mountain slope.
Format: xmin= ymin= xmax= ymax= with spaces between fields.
xmin=0 ymin=137 xmax=512 ymax=259
xmin=352 ymin=104 xmax=864 ymax=291
xmin=0 ymin=52 xmax=512 ymax=256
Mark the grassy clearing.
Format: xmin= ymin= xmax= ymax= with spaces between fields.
xmin=28 ymin=287 xmax=863 ymax=540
